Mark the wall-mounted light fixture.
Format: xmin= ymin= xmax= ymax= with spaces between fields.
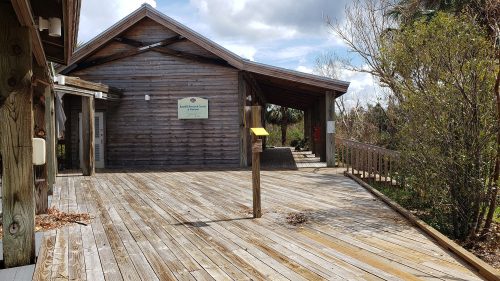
xmin=95 ymin=92 xmax=103 ymax=99
xmin=38 ymin=16 xmax=62 ymax=37
xmin=53 ymin=75 xmax=65 ymax=85
xmin=145 ymin=94 xmax=151 ymax=101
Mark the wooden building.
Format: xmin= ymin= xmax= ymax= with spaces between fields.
xmin=57 ymin=4 xmax=350 ymax=170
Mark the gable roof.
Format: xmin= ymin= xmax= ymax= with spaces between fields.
xmin=62 ymin=4 xmax=349 ymax=94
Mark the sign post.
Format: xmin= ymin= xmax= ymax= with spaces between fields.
xmin=250 ymin=106 xmax=268 ymax=218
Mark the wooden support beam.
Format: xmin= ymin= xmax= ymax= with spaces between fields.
xmin=114 ymin=35 xmax=187 ymax=48
xmin=45 ymin=87 xmax=56 ymax=194
xmin=81 ymin=96 xmax=95 ymax=176
xmin=319 ymin=96 xmax=326 ymax=162
xmin=0 ymin=2 xmax=36 ymax=267
xmin=113 ymin=37 xmax=144 ymax=47
xmin=77 ymin=46 xmax=151 ymax=69
xmin=311 ymin=103 xmax=318 ymax=156
xmin=325 ymin=91 xmax=336 ymax=167
xmin=152 ymin=46 xmax=227 ymax=66
xmin=304 ymin=108 xmax=312 ymax=149
xmin=251 ymin=106 xmax=262 ymax=218
xmin=261 ymin=103 xmax=267 ymax=150
xmin=77 ymin=36 xmax=223 ymax=71
xmin=76 ymin=37 xmax=183 ymax=70
xmin=60 ymin=75 xmax=123 ymax=95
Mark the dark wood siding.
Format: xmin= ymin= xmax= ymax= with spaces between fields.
xmin=68 ymin=19 xmax=240 ymax=168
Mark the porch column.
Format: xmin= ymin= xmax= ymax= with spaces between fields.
xmin=0 ymin=2 xmax=36 ymax=267
xmin=45 ymin=87 xmax=57 ymax=193
xmin=325 ymin=91 xmax=336 ymax=167
xmin=304 ymin=108 xmax=312 ymax=150
xmin=310 ymin=103 xmax=317 ymax=156
xmin=319 ymin=96 xmax=326 ymax=162
xmin=261 ymin=103 xmax=267 ymax=150
xmin=81 ymin=96 xmax=95 ymax=176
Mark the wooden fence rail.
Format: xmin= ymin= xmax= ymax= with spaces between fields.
xmin=336 ymin=138 xmax=401 ymax=186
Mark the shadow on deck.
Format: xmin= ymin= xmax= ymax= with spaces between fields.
xmin=261 ymin=147 xmax=326 ymax=170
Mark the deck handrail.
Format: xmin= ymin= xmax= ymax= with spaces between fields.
xmin=336 ymin=137 xmax=400 ymax=185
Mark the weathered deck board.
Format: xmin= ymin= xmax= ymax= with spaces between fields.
xmin=33 ymin=169 xmax=486 ymax=280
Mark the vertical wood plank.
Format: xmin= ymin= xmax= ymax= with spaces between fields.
xmin=0 ymin=2 xmax=36 ymax=266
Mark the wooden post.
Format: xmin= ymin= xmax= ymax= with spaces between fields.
xmin=325 ymin=91 xmax=336 ymax=167
xmin=304 ymin=108 xmax=312 ymax=150
xmin=0 ymin=2 xmax=36 ymax=267
xmin=251 ymin=106 xmax=262 ymax=218
xmin=81 ymin=96 xmax=95 ymax=176
xmin=319 ymin=97 xmax=326 ymax=162
xmin=261 ymin=103 xmax=267 ymax=150
xmin=310 ymin=106 xmax=316 ymax=156
xmin=44 ymin=86 xmax=57 ymax=194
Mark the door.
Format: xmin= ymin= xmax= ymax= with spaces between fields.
xmin=79 ymin=112 xmax=105 ymax=169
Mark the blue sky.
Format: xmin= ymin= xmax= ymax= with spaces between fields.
xmin=78 ymin=0 xmax=383 ymax=107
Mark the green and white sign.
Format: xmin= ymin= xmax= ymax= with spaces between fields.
xmin=178 ymin=97 xmax=209 ymax=119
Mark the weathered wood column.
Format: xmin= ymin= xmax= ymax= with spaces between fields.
xmin=0 ymin=2 xmax=36 ymax=267
xmin=319 ymin=97 xmax=326 ymax=162
xmin=81 ymin=96 xmax=95 ymax=176
xmin=325 ymin=91 xmax=336 ymax=167
xmin=304 ymin=108 xmax=312 ymax=149
xmin=45 ymin=87 xmax=56 ymax=193
xmin=261 ymin=103 xmax=267 ymax=150
xmin=251 ymin=106 xmax=262 ymax=218
xmin=310 ymin=103 xmax=317 ymax=156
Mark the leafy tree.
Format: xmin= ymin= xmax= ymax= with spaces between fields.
xmin=265 ymin=105 xmax=303 ymax=146
xmin=391 ymin=0 xmax=500 ymax=237
xmin=381 ymin=13 xmax=498 ymax=239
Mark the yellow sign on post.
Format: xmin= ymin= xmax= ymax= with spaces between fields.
xmin=250 ymin=127 xmax=269 ymax=136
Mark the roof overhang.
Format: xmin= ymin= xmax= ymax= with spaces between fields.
xmin=11 ymin=0 xmax=81 ymax=66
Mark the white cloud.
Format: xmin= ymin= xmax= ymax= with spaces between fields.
xmin=338 ymin=68 xmax=385 ymax=108
xmin=296 ymin=66 xmax=313 ymax=74
xmin=78 ymin=0 xmax=157 ymax=43
xmin=189 ymin=0 xmax=346 ymax=42
xmin=222 ymin=43 xmax=257 ymax=61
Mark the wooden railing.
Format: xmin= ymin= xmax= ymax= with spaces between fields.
xmin=336 ymin=138 xmax=401 ymax=186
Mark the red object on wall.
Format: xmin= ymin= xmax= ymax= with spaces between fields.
xmin=313 ymin=126 xmax=321 ymax=142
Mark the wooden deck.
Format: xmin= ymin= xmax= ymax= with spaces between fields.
xmin=32 ymin=169 xmax=485 ymax=281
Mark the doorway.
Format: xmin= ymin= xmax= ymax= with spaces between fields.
xmin=79 ymin=112 xmax=105 ymax=169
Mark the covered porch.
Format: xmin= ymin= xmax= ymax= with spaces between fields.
xmin=32 ymin=169 xmax=484 ymax=280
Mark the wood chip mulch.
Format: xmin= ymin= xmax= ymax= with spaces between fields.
xmin=0 ymin=207 xmax=92 ymax=239
xmin=463 ymin=223 xmax=500 ymax=269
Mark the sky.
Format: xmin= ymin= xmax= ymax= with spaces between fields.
xmin=78 ymin=0 xmax=384 ymax=108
